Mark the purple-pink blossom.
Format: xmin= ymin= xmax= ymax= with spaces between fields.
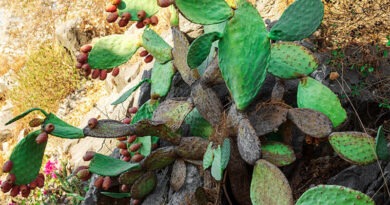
xmin=43 ymin=160 xmax=58 ymax=178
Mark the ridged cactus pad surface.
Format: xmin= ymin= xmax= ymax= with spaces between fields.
xmin=175 ymin=0 xmax=233 ymax=24
xmin=88 ymin=35 xmax=140 ymax=69
xmin=296 ymin=185 xmax=374 ymax=205
xmin=269 ymin=0 xmax=324 ymax=41
xmin=329 ymin=132 xmax=377 ymax=165
xmin=151 ymin=61 xmax=175 ymax=99
xmin=261 ymin=141 xmax=296 ymax=167
xmin=297 ymin=77 xmax=347 ymax=127
xmin=187 ymin=32 xmax=222 ymax=69
xmin=142 ymin=28 xmax=172 ymax=64
xmin=250 ymin=159 xmax=293 ymax=205
xmin=10 ymin=130 xmax=47 ymax=185
xmin=89 ymin=153 xmax=140 ymax=176
xmin=268 ymin=42 xmax=318 ymax=79
xmin=218 ymin=1 xmax=270 ymax=110
xmin=117 ymin=0 xmax=159 ymax=21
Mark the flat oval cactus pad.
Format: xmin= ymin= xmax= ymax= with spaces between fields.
xmin=287 ymin=108 xmax=332 ymax=138
xmin=262 ymin=141 xmax=296 ymax=167
xmin=150 ymin=61 xmax=175 ymax=99
xmin=184 ymin=108 xmax=213 ymax=139
xmin=117 ymin=0 xmax=159 ymax=21
xmin=130 ymin=171 xmax=157 ymax=199
xmin=10 ymin=130 xmax=47 ymax=185
xmin=43 ymin=113 xmax=84 ymax=139
xmin=152 ymin=99 xmax=193 ymax=131
xmin=187 ymin=32 xmax=223 ymax=69
xmin=142 ymin=28 xmax=172 ymax=64
xmin=88 ymin=34 xmax=141 ymax=69
xmin=89 ymin=153 xmax=141 ymax=176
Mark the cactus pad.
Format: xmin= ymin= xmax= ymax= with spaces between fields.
xmin=151 ymin=61 xmax=175 ymax=99
xmin=203 ymin=142 xmax=214 ymax=170
xmin=101 ymin=192 xmax=131 ymax=199
xmin=269 ymin=0 xmax=324 ymax=41
xmin=184 ymin=108 xmax=213 ymax=139
xmin=88 ymin=35 xmax=140 ymax=69
xmin=297 ymin=77 xmax=347 ymax=127
xmin=170 ymin=159 xmax=186 ymax=191
xmin=175 ymin=137 xmax=209 ymax=160
xmin=261 ymin=141 xmax=296 ymax=167
xmin=175 ymin=0 xmax=233 ymax=25
xmin=329 ymin=132 xmax=377 ymax=165
xmin=131 ymin=100 xmax=160 ymax=124
xmin=218 ymin=1 xmax=270 ymax=110
xmin=248 ymin=103 xmax=288 ymax=136
xmin=9 ymin=130 xmax=47 ymax=185
xmin=111 ymin=79 xmax=151 ymax=105
xmin=250 ymin=159 xmax=293 ymax=205
xmin=211 ymin=145 xmax=223 ymax=181
xmin=268 ymin=42 xmax=318 ymax=79
xmin=296 ymin=185 xmax=374 ymax=205
xmin=130 ymin=136 xmax=152 ymax=157
xmin=287 ymin=108 xmax=332 ymax=138
xmin=5 ymin=108 xmax=48 ymax=126
xmin=152 ymin=99 xmax=194 ymax=130
xmin=134 ymin=120 xmax=181 ymax=145
xmin=141 ymin=147 xmax=177 ymax=171
xmin=89 ymin=153 xmax=140 ymax=176
xmin=43 ymin=113 xmax=84 ymax=139
xmin=142 ymin=28 xmax=172 ymax=64
xmin=237 ymin=118 xmax=261 ymax=165
xmin=118 ymin=170 xmax=145 ymax=185
xmin=83 ymin=119 xmax=133 ymax=138
xmin=375 ymin=126 xmax=390 ymax=160
xmin=117 ymin=0 xmax=159 ymax=21
xmin=187 ymin=32 xmax=223 ymax=69
xmin=130 ymin=171 xmax=157 ymax=199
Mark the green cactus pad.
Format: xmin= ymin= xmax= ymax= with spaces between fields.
xmin=117 ymin=0 xmax=159 ymax=21
xmin=237 ymin=118 xmax=261 ymax=165
xmin=248 ymin=103 xmax=288 ymax=136
xmin=175 ymin=137 xmax=209 ymax=160
xmin=43 ymin=113 xmax=84 ymax=139
xmin=184 ymin=108 xmax=213 ymax=139
xmin=130 ymin=171 xmax=157 ymax=199
xmin=221 ymin=138 xmax=231 ymax=169
xmin=151 ymin=61 xmax=175 ymax=99
xmin=376 ymin=126 xmax=390 ymax=160
xmin=261 ymin=141 xmax=296 ymax=167
xmin=269 ymin=0 xmax=324 ymax=41
xmin=141 ymin=147 xmax=177 ymax=171
xmin=5 ymin=108 xmax=48 ymax=125
xmin=296 ymin=185 xmax=375 ymax=205
xmin=175 ymin=0 xmax=233 ymax=25
xmin=9 ymin=130 xmax=47 ymax=185
xmin=287 ymin=108 xmax=332 ymax=138
xmin=297 ymin=77 xmax=347 ymax=127
xmin=268 ymin=42 xmax=318 ymax=79
xmin=89 ymin=153 xmax=140 ymax=176
xmin=101 ymin=192 xmax=131 ymax=199
xmin=329 ymin=132 xmax=377 ymax=165
xmin=187 ymin=32 xmax=223 ymax=69
xmin=142 ymin=28 xmax=172 ymax=64
xmin=134 ymin=120 xmax=181 ymax=145
xmin=111 ymin=79 xmax=151 ymax=105
xmin=250 ymin=159 xmax=293 ymax=205
xmin=152 ymin=99 xmax=194 ymax=131
xmin=218 ymin=1 xmax=270 ymax=110
xmin=211 ymin=145 xmax=223 ymax=181
xmin=88 ymin=34 xmax=141 ymax=69
xmin=131 ymin=100 xmax=160 ymax=124
xmin=130 ymin=136 xmax=152 ymax=157
xmin=118 ymin=170 xmax=145 ymax=185
xmin=203 ymin=142 xmax=214 ymax=170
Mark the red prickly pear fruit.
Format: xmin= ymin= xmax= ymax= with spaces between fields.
xmin=137 ymin=10 xmax=146 ymax=20
xmin=77 ymin=169 xmax=91 ymax=181
xmin=77 ymin=53 xmax=88 ymax=64
xmin=111 ymin=0 xmax=121 ymax=5
xmin=36 ymin=177 xmax=44 ymax=188
xmin=120 ymin=184 xmax=130 ymax=192
xmin=91 ymin=69 xmax=100 ymax=79
xmin=127 ymin=135 xmax=137 ymax=144
xmin=102 ymin=176 xmax=111 ymax=190
xmin=20 ymin=185 xmax=30 ymax=198
xmin=152 ymin=143 xmax=158 ymax=150
xmin=131 ymin=153 xmax=144 ymax=162
xmin=150 ymin=16 xmax=158 ymax=26
xmin=44 ymin=123 xmax=55 ymax=134
xmin=29 ymin=118 xmax=44 ymax=128
xmin=80 ymin=44 xmax=93 ymax=53
xmin=120 ymin=148 xmax=130 ymax=157
xmin=122 ymin=156 xmax=131 ymax=162
xmin=36 ymin=132 xmax=48 ymax=144
xmin=136 ymin=21 xmax=145 ymax=29
xmin=10 ymin=185 xmax=20 ymax=197
xmin=131 ymin=199 xmax=142 ymax=205
xmin=1 ymin=181 xmax=12 ymax=193
xmin=117 ymin=141 xmax=127 ymax=149
xmin=76 ymin=62 xmax=83 ymax=69
xmin=3 ymin=160 xmax=13 ymax=173
xmin=83 ymin=151 xmax=95 ymax=161
xmin=144 ymin=55 xmax=154 ymax=63
xmin=121 ymin=12 xmax=131 ymax=21
xmin=6 ymin=174 xmax=16 ymax=184
xmin=99 ymin=70 xmax=107 ymax=81
xmin=139 ymin=50 xmax=148 ymax=57
xmin=88 ymin=118 xmax=98 ymax=129
xmin=105 ymin=4 xmax=117 ymax=12
xmin=107 ymin=12 xmax=119 ymax=23
xmin=94 ymin=176 xmax=104 ymax=188
xmin=118 ymin=18 xmax=129 ymax=27
xmin=82 ymin=63 xmax=91 ymax=71
xmin=112 ymin=67 xmax=120 ymax=77
xmin=38 ymin=173 xmax=45 ymax=181
xmin=129 ymin=143 xmax=142 ymax=152
xmin=142 ymin=18 xmax=151 ymax=25
xmin=122 ymin=117 xmax=131 ymax=124
xmin=128 ymin=107 xmax=138 ymax=114
xmin=84 ymin=66 xmax=92 ymax=77
xmin=116 ymin=136 xmax=127 ymax=141
xmin=107 ymin=68 xmax=113 ymax=73
xmin=29 ymin=180 xmax=37 ymax=189
xmin=73 ymin=166 xmax=89 ymax=175
xmin=157 ymin=0 xmax=173 ymax=7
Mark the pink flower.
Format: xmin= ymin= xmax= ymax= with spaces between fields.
xmin=43 ymin=160 xmax=58 ymax=178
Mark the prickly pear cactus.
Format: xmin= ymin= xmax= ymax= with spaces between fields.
xmin=187 ymin=32 xmax=223 ymax=69
xmin=150 ymin=61 xmax=175 ymax=99
xmin=117 ymin=0 xmax=159 ymax=21
xmin=89 ymin=153 xmax=141 ymax=176
xmin=375 ymin=125 xmax=390 ymax=160
xmin=184 ymin=108 xmax=213 ymax=139
xmin=43 ymin=113 xmax=84 ymax=139
xmin=142 ymin=28 xmax=172 ymax=64
xmin=130 ymin=171 xmax=157 ymax=199
xmin=261 ymin=141 xmax=296 ymax=167
xmin=329 ymin=132 xmax=377 ymax=165
xmin=296 ymin=185 xmax=374 ymax=205
xmin=5 ymin=108 xmax=48 ymax=126
xmin=219 ymin=1 xmax=270 ymax=110
xmin=111 ymin=79 xmax=151 ymax=105
xmin=152 ymin=99 xmax=193 ymax=130
xmin=131 ymin=100 xmax=160 ymax=124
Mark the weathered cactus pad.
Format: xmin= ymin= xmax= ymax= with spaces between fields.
xmin=248 ymin=103 xmax=288 ymax=136
xmin=88 ymin=35 xmax=140 ymax=69
xmin=10 ymin=130 xmax=47 ymax=185
xmin=296 ymin=185 xmax=374 ymax=205
xmin=269 ymin=0 xmax=324 ymax=41
xmin=175 ymin=0 xmax=233 ymax=25
xmin=134 ymin=120 xmax=181 ymax=145
xmin=142 ymin=28 xmax=172 ymax=64
xmin=170 ymin=159 xmax=186 ymax=191
xmin=101 ymin=192 xmax=131 ymax=199
xmin=44 ymin=113 xmax=84 ymax=139
xmin=141 ymin=147 xmax=177 ymax=171
xmin=151 ymin=61 xmax=175 ymax=99
xmin=261 ymin=141 xmax=296 ymax=167
xmin=237 ymin=118 xmax=261 ymax=165
xmin=89 ymin=153 xmax=140 ymax=176
xmin=375 ymin=126 xmax=390 ymax=160
xmin=250 ymin=159 xmax=293 ymax=205
xmin=329 ymin=132 xmax=377 ymax=165
xmin=175 ymin=137 xmax=209 ymax=160
xmin=297 ymin=77 xmax=347 ymax=127
xmin=130 ymin=171 xmax=157 ymax=199
xmin=268 ymin=42 xmax=318 ymax=79
xmin=287 ymin=108 xmax=332 ymax=138
xmin=83 ymin=119 xmax=132 ymax=138
xmin=187 ymin=32 xmax=222 ymax=69
xmin=117 ymin=0 xmax=159 ymax=21
xmin=152 ymin=99 xmax=193 ymax=130
xmin=218 ymin=1 xmax=270 ymax=110
xmin=184 ymin=108 xmax=213 ymax=139
xmin=118 ymin=170 xmax=145 ymax=185
xmin=131 ymin=100 xmax=160 ymax=124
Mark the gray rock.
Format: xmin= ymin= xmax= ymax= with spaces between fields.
xmin=142 ymin=167 xmax=170 ymax=205
xmin=179 ymin=14 xmax=203 ymax=39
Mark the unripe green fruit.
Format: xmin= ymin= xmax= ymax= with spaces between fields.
xmin=107 ymin=12 xmax=119 ymax=23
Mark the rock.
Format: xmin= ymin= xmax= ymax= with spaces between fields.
xmin=138 ymin=70 xmax=152 ymax=106
xmin=256 ymin=0 xmax=295 ymax=21
xmin=0 ymin=100 xmax=15 ymax=143
xmin=142 ymin=167 xmax=170 ymax=205
xmin=179 ymin=14 xmax=203 ymax=39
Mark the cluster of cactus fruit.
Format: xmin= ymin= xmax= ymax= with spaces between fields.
xmin=2 ymin=0 xmax=387 ymax=204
